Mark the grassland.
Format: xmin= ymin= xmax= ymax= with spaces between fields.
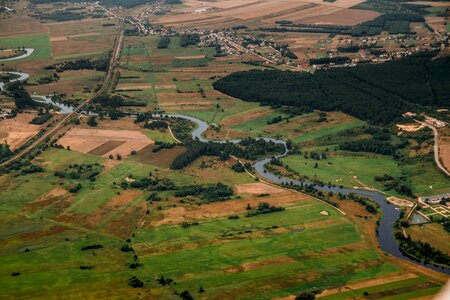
xmin=0 ymin=34 xmax=52 ymax=60
xmin=1 ymin=142 xmax=443 ymax=298
xmin=282 ymin=152 xmax=402 ymax=189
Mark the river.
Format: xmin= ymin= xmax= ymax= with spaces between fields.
xmin=1 ymin=60 xmax=449 ymax=275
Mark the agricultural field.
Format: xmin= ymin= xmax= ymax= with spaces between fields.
xmin=154 ymin=0 xmax=379 ymax=29
xmin=0 ymin=0 xmax=449 ymax=298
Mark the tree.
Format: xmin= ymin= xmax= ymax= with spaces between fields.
xmin=295 ymin=292 xmax=315 ymax=300
xmin=87 ymin=116 xmax=97 ymax=127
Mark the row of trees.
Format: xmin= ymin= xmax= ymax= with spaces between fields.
xmin=47 ymin=58 xmax=109 ymax=72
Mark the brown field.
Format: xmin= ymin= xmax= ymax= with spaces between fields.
xmin=152 ymin=189 xmax=312 ymax=226
xmin=49 ymin=32 xmax=100 ymax=42
xmin=136 ymin=144 xmax=187 ymax=168
xmin=222 ymin=107 xmax=272 ymax=127
xmin=27 ymin=70 xmax=103 ymax=96
xmin=438 ymin=127 xmax=450 ymax=172
xmin=151 ymin=56 xmax=173 ymax=65
xmin=156 ymin=0 xmax=378 ymax=28
xmin=0 ymin=16 xmax=47 ymax=37
xmin=45 ymin=19 xmax=117 ymax=59
xmin=158 ymin=92 xmax=214 ymax=107
xmin=406 ymin=223 xmax=450 ymax=254
xmin=174 ymin=55 xmax=206 ymax=59
xmin=235 ymin=182 xmax=285 ymax=195
xmin=0 ymin=113 xmax=41 ymax=150
xmin=82 ymin=189 xmax=143 ymax=229
xmin=57 ymin=128 xmax=154 ymax=158
xmin=115 ymin=83 xmax=152 ymax=91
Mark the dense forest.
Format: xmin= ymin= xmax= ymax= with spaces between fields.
xmin=213 ymin=52 xmax=450 ymax=125
xmin=4 ymin=82 xmax=36 ymax=109
xmin=171 ymin=139 xmax=285 ymax=169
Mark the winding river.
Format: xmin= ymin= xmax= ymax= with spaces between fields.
xmin=1 ymin=54 xmax=449 ymax=276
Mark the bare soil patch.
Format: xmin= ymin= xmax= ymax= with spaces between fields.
xmin=174 ymin=55 xmax=206 ymax=59
xmin=397 ymin=123 xmax=424 ymax=132
xmin=235 ymin=182 xmax=285 ymax=195
xmin=151 ymin=56 xmax=173 ymax=65
xmin=0 ymin=113 xmax=40 ymax=150
xmin=387 ymin=196 xmax=414 ymax=208
xmin=438 ymin=127 xmax=450 ymax=172
xmin=57 ymin=128 xmax=154 ymax=158
xmin=115 ymin=83 xmax=152 ymax=91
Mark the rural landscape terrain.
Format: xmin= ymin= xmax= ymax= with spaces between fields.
xmin=0 ymin=0 xmax=449 ymax=299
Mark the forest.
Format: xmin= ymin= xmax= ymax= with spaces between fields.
xmin=213 ymin=52 xmax=450 ymax=125
xmin=170 ymin=139 xmax=285 ymax=169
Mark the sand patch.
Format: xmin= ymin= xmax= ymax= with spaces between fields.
xmin=397 ymin=123 xmax=424 ymax=132
xmin=174 ymin=55 xmax=206 ymax=59
xmin=320 ymin=210 xmax=330 ymax=216
xmin=235 ymin=182 xmax=285 ymax=195
xmin=387 ymin=196 xmax=414 ymax=208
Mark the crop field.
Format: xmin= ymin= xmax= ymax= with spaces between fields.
xmin=0 ymin=113 xmax=41 ymax=150
xmin=118 ymin=35 xmax=260 ymax=113
xmin=57 ymin=128 xmax=154 ymax=159
xmin=154 ymin=0 xmax=379 ymax=29
xmin=46 ymin=19 xmax=118 ymax=60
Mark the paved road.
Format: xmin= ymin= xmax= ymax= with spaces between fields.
xmin=415 ymin=120 xmax=450 ymax=177
xmin=0 ymin=20 xmax=124 ymax=168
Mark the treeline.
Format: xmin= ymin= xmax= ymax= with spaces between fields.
xmin=350 ymin=13 xmax=424 ymax=36
xmin=213 ymin=52 xmax=450 ymax=125
xmin=395 ymin=233 xmax=450 ymax=267
xmin=93 ymin=94 xmax=146 ymax=108
xmin=180 ymin=34 xmax=200 ymax=47
xmin=47 ymin=58 xmax=109 ymax=72
xmin=347 ymin=193 xmax=379 ymax=214
xmin=170 ymin=139 xmax=285 ymax=169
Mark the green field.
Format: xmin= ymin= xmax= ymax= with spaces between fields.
xmin=292 ymin=119 xmax=365 ymax=143
xmin=0 ymin=34 xmax=52 ymax=60
xmin=282 ymin=152 xmax=401 ymax=189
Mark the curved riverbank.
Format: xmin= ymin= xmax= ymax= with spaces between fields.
xmin=166 ymin=113 xmax=450 ymax=275
xmin=0 ymin=48 xmax=34 ymax=62
xmin=1 ymin=69 xmax=448 ymax=275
